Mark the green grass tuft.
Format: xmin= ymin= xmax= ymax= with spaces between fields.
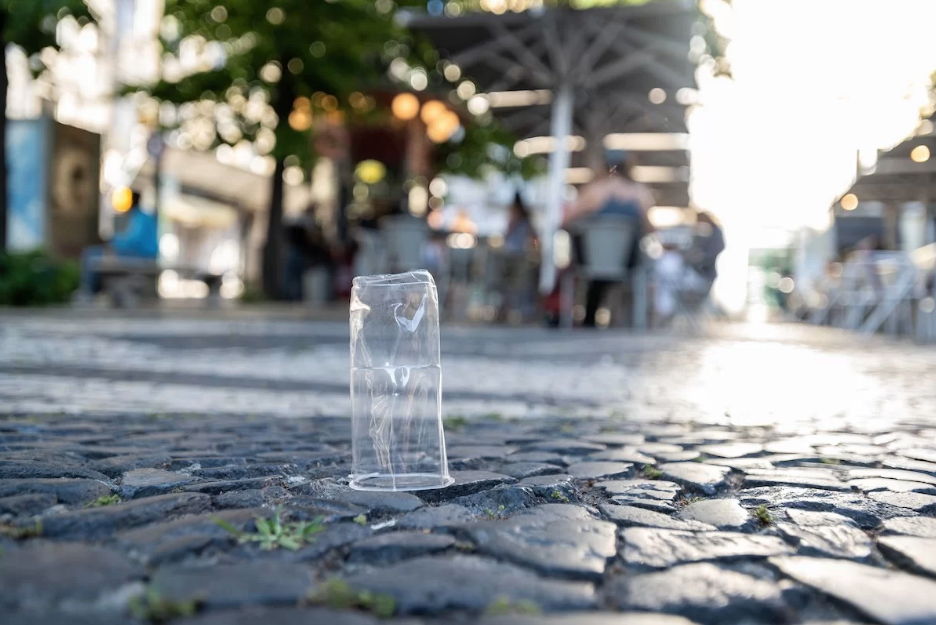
xmin=353 ymin=514 xmax=368 ymax=526
xmin=0 ymin=520 xmax=42 ymax=540
xmin=129 ymin=587 xmax=201 ymax=623
xmin=753 ymin=504 xmax=774 ymax=526
xmin=485 ymin=596 xmax=542 ymax=616
xmin=85 ymin=494 xmax=122 ymax=508
xmin=214 ymin=506 xmax=324 ymax=551
xmin=308 ymin=578 xmax=396 ymax=618
xmin=444 ymin=415 xmax=468 ymax=431
xmin=641 ymin=465 xmax=663 ymax=480
xmin=549 ymin=489 xmax=570 ymax=503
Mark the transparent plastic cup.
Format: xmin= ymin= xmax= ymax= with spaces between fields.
xmin=349 ymin=270 xmax=453 ymax=491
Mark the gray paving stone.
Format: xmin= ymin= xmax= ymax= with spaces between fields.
xmin=580 ymin=433 xmax=646 ymax=446
xmin=742 ymin=468 xmax=850 ymax=492
xmin=845 ymin=468 xmax=936 ymax=485
xmin=0 ymin=543 xmax=143 ymax=611
xmin=180 ymin=607 xmax=379 ymax=625
xmin=462 ymin=505 xmax=616 ymax=580
xmin=897 ymin=448 xmax=936 ymax=464
xmin=118 ymin=468 xmax=197 ymax=499
xmin=776 ymin=510 xmax=872 ymax=560
xmin=764 ymin=439 xmax=817 ymax=455
xmin=182 ymin=477 xmax=282 ymax=495
xmin=600 ymin=504 xmax=715 ymax=531
xmin=0 ymin=493 xmax=57 ymax=516
xmin=599 ymin=479 xmax=681 ymax=496
xmin=152 ymin=561 xmax=316 ymax=610
xmin=348 ymin=531 xmax=456 ymax=564
xmin=451 ymin=484 xmax=537 ymax=518
xmin=41 ymin=492 xmax=212 ymax=539
xmin=867 ymin=490 xmax=936 ymax=513
xmin=878 ymin=536 xmax=936 ymax=578
xmin=637 ymin=443 xmax=685 ymax=456
xmin=0 ymin=460 xmax=110 ymax=482
xmin=480 ymin=614 xmax=701 ymax=625
xmin=0 ymin=478 xmax=113 ymax=506
xmin=882 ymin=457 xmax=936 ymax=476
xmin=420 ymin=471 xmax=516 ymax=503
xmin=523 ymin=439 xmax=606 ymax=454
xmin=90 ymin=454 xmax=173 ymax=478
xmin=848 ymin=478 xmax=936 ymax=494
xmin=704 ymin=457 xmax=776 ymax=471
xmin=396 ymin=504 xmax=475 ymax=529
xmin=620 ymin=528 xmax=794 ymax=568
xmin=771 ymin=555 xmax=936 ymax=625
xmin=499 ymin=462 xmax=563 ymax=479
xmin=506 ymin=451 xmax=567 ymax=465
xmin=679 ymin=499 xmax=753 ymax=531
xmin=566 ymin=461 xmax=633 ymax=480
xmin=610 ymin=562 xmax=789 ymax=625
xmin=300 ymin=483 xmax=425 ymax=514
xmin=739 ymin=486 xmax=914 ymax=528
xmin=345 ymin=555 xmax=596 ymax=613
xmin=448 ymin=445 xmax=515 ymax=460
xmin=659 ymin=463 xmax=730 ymax=495
xmin=881 ymin=516 xmax=936 ymax=538
xmin=653 ymin=451 xmax=702 ymax=462
xmin=117 ymin=507 xmax=271 ymax=551
xmin=588 ymin=448 xmax=657 ymax=464
xmin=697 ymin=443 xmax=764 ymax=458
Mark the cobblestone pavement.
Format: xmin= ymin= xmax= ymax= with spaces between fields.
xmin=1 ymin=314 xmax=936 ymax=625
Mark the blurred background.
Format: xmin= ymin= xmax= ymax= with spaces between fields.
xmin=2 ymin=0 xmax=936 ymax=341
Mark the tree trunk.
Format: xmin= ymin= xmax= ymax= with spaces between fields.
xmin=0 ymin=11 xmax=8 ymax=254
xmin=262 ymin=156 xmax=286 ymax=298
xmin=260 ymin=75 xmax=295 ymax=299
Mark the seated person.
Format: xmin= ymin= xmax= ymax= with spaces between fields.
xmin=79 ymin=191 xmax=158 ymax=298
xmin=563 ymin=150 xmax=654 ymax=327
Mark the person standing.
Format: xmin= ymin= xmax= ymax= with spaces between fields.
xmin=500 ymin=192 xmax=536 ymax=322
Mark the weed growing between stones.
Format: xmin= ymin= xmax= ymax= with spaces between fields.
xmin=549 ymin=490 xmax=570 ymax=503
xmin=0 ymin=520 xmax=42 ymax=540
xmin=353 ymin=514 xmax=368 ymax=526
xmin=753 ymin=504 xmax=774 ymax=526
xmin=485 ymin=596 xmax=541 ymax=616
xmin=214 ymin=506 xmax=324 ymax=551
xmin=641 ymin=465 xmax=663 ymax=480
xmin=445 ymin=415 xmax=468 ymax=431
xmin=129 ymin=587 xmax=201 ymax=623
xmin=307 ymin=578 xmax=396 ymax=618
xmin=85 ymin=494 xmax=122 ymax=508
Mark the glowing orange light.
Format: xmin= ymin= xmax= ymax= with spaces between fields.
xmin=391 ymin=93 xmax=420 ymax=121
xmin=112 ymin=186 xmax=134 ymax=213
xmin=420 ymin=100 xmax=447 ymax=125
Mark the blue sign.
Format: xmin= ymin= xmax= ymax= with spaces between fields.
xmin=6 ymin=118 xmax=48 ymax=251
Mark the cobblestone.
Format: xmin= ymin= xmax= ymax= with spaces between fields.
xmin=1 ymin=316 xmax=935 ymax=623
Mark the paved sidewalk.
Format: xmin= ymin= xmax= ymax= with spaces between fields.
xmin=1 ymin=315 xmax=935 ymax=624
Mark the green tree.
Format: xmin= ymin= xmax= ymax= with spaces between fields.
xmin=135 ymin=0 xmax=420 ymax=298
xmin=0 ymin=0 xmax=94 ymax=253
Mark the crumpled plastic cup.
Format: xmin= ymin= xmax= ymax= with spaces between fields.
xmin=349 ymin=270 xmax=453 ymax=491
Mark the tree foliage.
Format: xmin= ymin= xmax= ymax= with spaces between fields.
xmin=139 ymin=0 xmax=422 ymax=163
xmin=1 ymin=0 xmax=93 ymax=56
xmin=434 ymin=122 xmax=545 ymax=180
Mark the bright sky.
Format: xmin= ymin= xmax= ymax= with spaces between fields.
xmin=690 ymin=0 xmax=936 ymax=310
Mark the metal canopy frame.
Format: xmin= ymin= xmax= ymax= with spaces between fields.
xmin=408 ymin=0 xmax=697 ymax=293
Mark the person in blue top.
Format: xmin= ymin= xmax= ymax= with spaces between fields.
xmin=78 ymin=190 xmax=158 ymax=299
